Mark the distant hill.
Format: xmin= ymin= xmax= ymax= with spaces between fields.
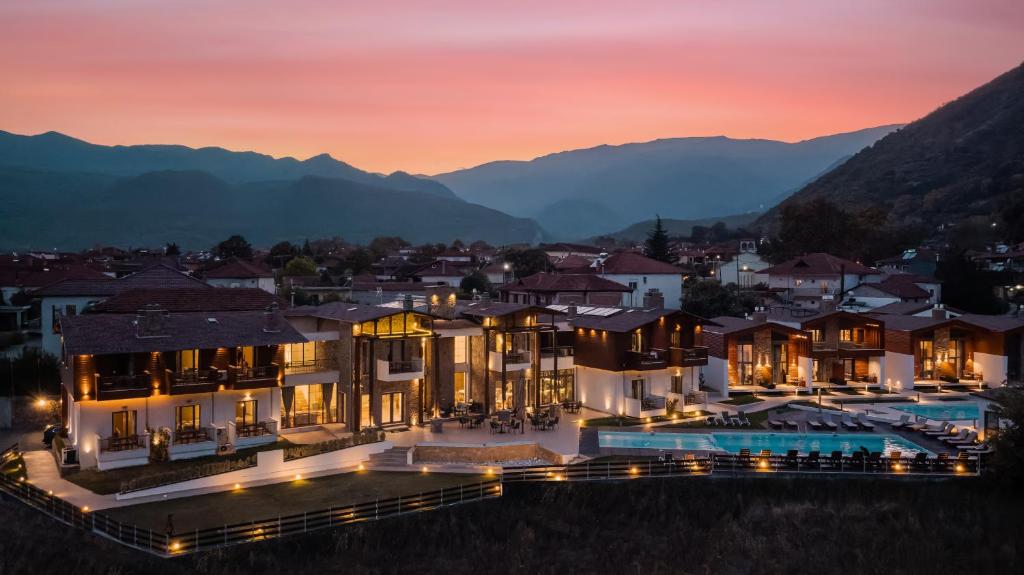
xmin=592 ymin=213 xmax=760 ymax=243
xmin=0 ymin=130 xmax=458 ymax=199
xmin=757 ymin=63 xmax=1024 ymax=231
xmin=0 ymin=168 xmax=544 ymax=250
xmin=431 ymin=125 xmax=900 ymax=237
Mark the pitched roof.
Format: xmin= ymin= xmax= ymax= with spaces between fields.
xmin=571 ymin=308 xmax=709 ymax=333
xmin=90 ymin=288 xmax=283 ymax=314
xmin=202 ymin=257 xmax=274 ymax=279
xmin=32 ymin=264 xmax=209 ymax=297
xmin=865 ymin=313 xmax=948 ymax=333
xmin=760 ymin=253 xmax=878 ymax=277
xmin=551 ymin=254 xmax=594 ymax=272
xmin=0 ymin=264 xmax=109 ymax=289
xmin=539 ymin=242 xmax=603 ymax=254
xmin=956 ymin=314 xmax=1024 ymax=333
xmin=855 ymin=278 xmax=931 ymax=299
xmin=410 ymin=259 xmax=472 ymax=278
xmin=597 ymin=252 xmax=682 ymax=275
xmin=60 ymin=310 xmax=305 ymax=356
xmin=498 ymin=273 xmax=631 ymax=293
xmin=285 ymin=302 xmax=433 ymax=323
xmin=868 ymin=302 xmax=937 ymax=316
xmin=705 ymin=315 xmax=804 ymax=336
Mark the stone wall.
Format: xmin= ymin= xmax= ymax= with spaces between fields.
xmin=412 ymin=441 xmax=562 ymax=465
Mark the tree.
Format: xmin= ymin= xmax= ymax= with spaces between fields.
xmin=302 ymin=239 xmax=313 ymax=256
xmin=460 ymin=271 xmax=492 ymax=295
xmin=682 ymin=280 xmax=758 ymax=318
xmin=214 ymin=235 xmax=253 ymax=260
xmin=268 ymin=241 xmax=297 ymax=268
xmin=283 ymin=256 xmax=317 ymax=277
xmin=368 ymin=236 xmax=410 ymax=259
xmin=644 ymin=215 xmax=672 ymax=263
xmin=936 ymin=248 xmax=1009 ymax=314
xmin=503 ymin=248 xmax=551 ymax=279
xmin=990 ymin=387 xmax=1024 ymax=483
xmin=164 ymin=242 xmax=180 ymax=256
xmin=343 ymin=247 xmax=374 ymax=276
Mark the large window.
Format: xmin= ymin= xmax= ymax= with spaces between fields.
xmin=919 ymin=340 xmax=934 ymax=378
xmin=670 ymin=374 xmax=683 ymax=394
xmin=285 ymin=384 xmax=337 ymax=428
xmin=454 ymin=336 xmax=467 ymax=364
xmin=179 ymin=349 xmax=199 ymax=371
xmin=285 ymin=342 xmax=321 ymax=369
xmin=236 ymin=399 xmax=257 ymax=427
xmin=631 ymin=330 xmax=644 ymax=353
xmin=381 ymin=392 xmax=404 ymax=425
xmin=630 ymin=378 xmax=645 ymax=400
xmin=112 ymin=410 xmax=137 ymax=438
xmin=540 ymin=369 xmax=574 ymax=405
xmin=454 ymin=372 xmax=468 ymax=404
xmin=737 ymin=343 xmax=754 ymax=385
xmin=176 ymin=404 xmax=200 ymax=432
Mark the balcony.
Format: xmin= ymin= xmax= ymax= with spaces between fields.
xmin=168 ymin=368 xmax=225 ymax=395
xmin=284 ymin=358 xmax=334 ymax=375
xmin=541 ymin=346 xmax=574 ymax=358
xmin=668 ymin=346 xmax=708 ymax=367
xmin=229 ymin=419 xmax=279 ymax=449
xmin=95 ymin=373 xmax=152 ymax=400
xmin=624 ymin=349 xmax=668 ymax=371
xmin=377 ymin=358 xmax=425 ymax=382
xmin=95 ymin=433 xmax=150 ymax=471
xmin=231 ymin=364 xmax=279 ymax=390
xmin=169 ymin=427 xmax=216 ymax=460
xmin=540 ymin=346 xmax=574 ymax=370
xmin=488 ymin=350 xmax=532 ymax=371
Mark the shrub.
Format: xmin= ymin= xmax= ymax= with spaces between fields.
xmin=284 ymin=429 xmax=386 ymax=461
xmin=120 ymin=455 xmax=257 ymax=493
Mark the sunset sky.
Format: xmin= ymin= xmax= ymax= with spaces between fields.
xmin=1 ymin=0 xmax=1022 ymax=174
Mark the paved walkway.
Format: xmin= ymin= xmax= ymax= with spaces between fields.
xmin=21 ymin=450 xmax=117 ymax=510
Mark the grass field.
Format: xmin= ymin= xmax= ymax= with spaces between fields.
xmin=102 ymin=471 xmax=483 ymax=531
xmin=720 ymin=394 xmax=764 ymax=406
xmin=1 ymin=476 xmax=1021 ymax=574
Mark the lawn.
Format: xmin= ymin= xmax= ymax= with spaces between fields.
xmin=1 ymin=453 xmax=26 ymax=480
xmin=721 ymin=394 xmax=764 ymax=406
xmin=66 ymin=438 xmax=292 ymax=494
xmin=2 ymin=476 xmax=1021 ymax=574
xmin=102 ymin=470 xmax=484 ymax=532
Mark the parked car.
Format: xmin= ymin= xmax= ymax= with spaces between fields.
xmin=42 ymin=424 xmax=63 ymax=447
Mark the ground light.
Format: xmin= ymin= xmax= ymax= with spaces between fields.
xmin=170 ymin=541 xmax=181 ymax=552
xmin=81 ymin=506 xmax=90 ymax=512
xmin=357 ymin=463 xmax=365 ymax=471
xmin=294 ymin=474 xmax=302 ymax=481
xmin=233 ymin=483 xmax=241 ymax=490
xmin=629 ymin=466 xmax=639 ymax=475
xmin=421 ymin=466 xmax=429 ymax=473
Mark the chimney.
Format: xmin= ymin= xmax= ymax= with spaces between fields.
xmin=403 ymin=293 xmax=415 ymax=311
xmin=821 ymin=294 xmax=836 ymax=312
xmin=931 ymin=303 xmax=945 ymax=320
xmin=136 ymin=304 xmax=166 ymax=338
xmin=642 ymin=288 xmax=664 ymax=309
xmin=751 ymin=306 xmax=767 ymax=323
xmin=263 ymin=302 xmax=281 ymax=333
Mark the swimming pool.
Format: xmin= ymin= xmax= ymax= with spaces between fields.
xmin=890 ymin=402 xmax=980 ymax=421
xmin=598 ymin=431 xmax=932 ymax=456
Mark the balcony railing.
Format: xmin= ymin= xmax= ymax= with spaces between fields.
xmin=235 ymin=420 xmax=276 ymax=438
xmin=170 ymin=368 xmax=224 ymax=385
xmin=172 ymin=427 xmax=212 ymax=445
xmin=668 ymin=346 xmax=708 ymax=366
xmin=233 ymin=364 xmax=279 ymax=382
xmin=99 ymin=434 xmax=146 ymax=453
xmin=624 ymin=349 xmax=667 ymax=371
xmin=284 ymin=358 xmax=334 ymax=375
xmin=503 ymin=352 xmax=530 ymax=365
xmin=388 ymin=358 xmax=424 ymax=374
xmin=541 ymin=346 xmax=574 ymax=358
xmin=96 ymin=373 xmax=151 ymax=392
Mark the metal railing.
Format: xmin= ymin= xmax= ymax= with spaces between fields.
xmin=541 ymin=346 xmax=574 ymax=358
xmin=284 ymin=358 xmax=334 ymax=374
xmin=388 ymin=359 xmax=424 ymax=373
xmin=99 ymin=435 xmax=146 ymax=452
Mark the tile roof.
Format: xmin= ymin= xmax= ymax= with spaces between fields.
xmin=90 ymin=288 xmax=284 ymax=314
xmin=498 ymin=272 xmax=631 ymax=293
xmin=60 ymin=309 xmax=305 ymax=356
xmin=865 ymin=313 xmax=948 ymax=332
xmin=285 ymin=301 xmax=433 ymax=323
xmin=202 ymin=257 xmax=274 ymax=279
xmin=454 ymin=301 xmax=560 ymax=318
xmin=856 ymin=278 xmax=931 ymax=299
xmin=32 ymin=264 xmax=209 ymax=297
xmin=571 ymin=308 xmax=710 ymax=333
xmin=0 ymin=264 xmax=109 ymax=289
xmin=705 ymin=315 xmax=805 ymax=336
xmin=760 ymin=253 xmax=878 ymax=277
xmin=597 ymin=252 xmax=682 ymax=275
xmin=955 ymin=314 xmax=1024 ymax=333
xmin=868 ymin=302 xmax=937 ymax=316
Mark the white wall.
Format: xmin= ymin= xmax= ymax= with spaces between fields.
xmin=206 ymin=277 xmax=277 ymax=295
xmin=72 ymin=388 xmax=280 ymax=469
xmin=603 ymin=273 xmax=681 ymax=309
xmin=41 ymin=295 xmax=104 ymax=357
xmin=716 ymin=252 xmax=770 ymax=287
xmin=884 ymin=352 xmax=914 ymax=391
xmin=576 ymin=366 xmax=673 ymax=415
xmin=974 ymin=352 xmax=1008 ymax=387
xmin=703 ymin=356 xmax=729 ymax=398
xmin=797 ymin=356 xmax=813 ymax=390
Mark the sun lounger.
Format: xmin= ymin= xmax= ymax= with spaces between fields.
xmin=934 ymin=452 xmax=951 ymax=470
xmin=738 ymin=448 xmax=752 ymax=467
xmin=767 ymin=418 xmax=784 ymax=430
xmin=784 ymin=449 xmax=799 ymax=468
xmin=785 ymin=420 xmax=800 ymax=430
xmin=822 ymin=415 xmax=839 ymax=431
xmin=924 ymin=422 xmax=954 ymax=437
xmin=805 ymin=451 xmax=820 ymax=468
xmin=888 ymin=451 xmax=902 ymax=470
xmin=939 ymin=429 xmax=968 ymax=443
xmin=890 ymin=414 xmax=912 ymax=429
xmin=841 ymin=414 xmax=860 ymax=431
xmin=905 ymin=416 xmax=930 ymax=432
xmin=828 ymin=450 xmax=843 ymax=469
xmin=807 ymin=418 xmax=823 ymax=431
xmin=856 ymin=413 xmax=876 ymax=431
xmin=705 ymin=415 xmax=719 ymax=426
xmin=946 ymin=430 xmax=978 ymax=446
xmin=721 ymin=411 xmax=736 ymax=427
xmin=737 ymin=411 xmax=752 ymax=427
xmin=868 ymin=451 xmax=883 ymax=469
xmin=911 ymin=452 xmax=929 ymax=470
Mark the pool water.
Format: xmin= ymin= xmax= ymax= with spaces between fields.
xmin=598 ymin=431 xmax=931 ymax=456
xmin=891 ymin=402 xmax=980 ymax=421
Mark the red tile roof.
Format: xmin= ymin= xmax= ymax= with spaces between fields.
xmin=90 ymin=288 xmax=284 ymax=313
xmin=498 ymin=273 xmax=631 ymax=293
xmin=596 ymin=252 xmax=682 ymax=275
xmin=202 ymin=257 xmax=274 ymax=279
xmin=761 ymin=253 xmax=878 ymax=277
xmin=32 ymin=264 xmax=209 ymax=297
xmin=0 ymin=264 xmax=109 ymax=289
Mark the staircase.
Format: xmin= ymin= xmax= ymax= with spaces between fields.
xmin=366 ymin=446 xmax=413 ymax=469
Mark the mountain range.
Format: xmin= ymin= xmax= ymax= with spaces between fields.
xmin=757 ymin=63 xmax=1024 ymax=233
xmin=431 ymin=125 xmax=901 ymax=239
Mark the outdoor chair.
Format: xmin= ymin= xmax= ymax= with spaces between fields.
xmin=822 ymin=415 xmax=839 ymax=431
xmin=947 ymin=430 xmax=978 ymax=446
xmin=934 ymin=452 xmax=951 ymax=471
xmin=906 ymin=416 xmax=930 ymax=432
xmin=785 ymin=419 xmax=800 ymax=430
xmin=828 ymin=450 xmax=844 ymax=469
xmin=807 ymin=418 xmax=823 ymax=431
xmin=737 ymin=411 xmax=752 ymax=427
xmin=938 ymin=429 xmax=967 ymax=443
xmin=890 ymin=414 xmax=912 ymax=430
xmin=489 ymin=420 xmax=500 ymax=434
xmin=856 ymin=413 xmax=876 ymax=431
xmin=767 ymin=418 xmax=784 ymax=430
xmin=867 ymin=452 xmax=883 ymax=470
xmin=721 ymin=411 xmax=736 ymax=427
xmin=705 ymin=415 xmax=719 ymax=427
xmin=924 ymin=422 xmax=953 ymax=437
xmin=841 ymin=414 xmax=860 ymax=431
xmin=784 ymin=449 xmax=799 ymax=468
xmin=804 ymin=451 xmax=820 ymax=469
xmin=738 ymin=448 xmax=752 ymax=468
xmin=849 ymin=451 xmax=866 ymax=470
xmin=911 ymin=452 xmax=929 ymax=470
